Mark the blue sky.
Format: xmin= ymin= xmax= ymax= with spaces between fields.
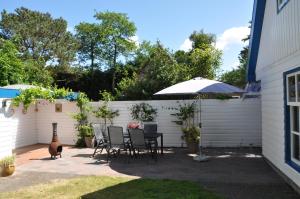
xmin=1 ymin=0 xmax=254 ymax=72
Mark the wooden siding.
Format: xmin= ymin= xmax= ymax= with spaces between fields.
xmin=256 ymin=0 xmax=300 ymax=187
xmin=256 ymin=0 xmax=300 ymax=71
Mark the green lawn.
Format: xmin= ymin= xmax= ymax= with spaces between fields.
xmin=0 ymin=176 xmax=223 ymax=199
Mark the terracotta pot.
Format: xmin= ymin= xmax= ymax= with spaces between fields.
xmin=187 ymin=142 xmax=199 ymax=153
xmin=1 ymin=165 xmax=15 ymax=177
xmin=85 ymin=137 xmax=93 ymax=148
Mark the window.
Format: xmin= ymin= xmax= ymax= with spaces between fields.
xmin=277 ymin=0 xmax=289 ymax=12
xmin=291 ymin=106 xmax=300 ymax=162
xmin=285 ymin=69 xmax=300 ymax=172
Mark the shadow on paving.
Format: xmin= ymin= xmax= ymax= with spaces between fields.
xmin=91 ymin=147 xmax=299 ymax=199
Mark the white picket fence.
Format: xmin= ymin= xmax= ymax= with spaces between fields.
xmin=0 ymin=98 xmax=261 ymax=158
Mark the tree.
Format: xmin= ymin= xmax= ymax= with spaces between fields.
xmin=23 ymin=59 xmax=53 ymax=86
xmin=189 ymin=46 xmax=222 ymax=79
xmin=219 ymin=37 xmax=249 ymax=88
xmin=75 ymin=22 xmax=103 ymax=72
xmin=0 ymin=39 xmax=24 ymax=86
xmin=95 ymin=11 xmax=137 ymax=90
xmin=175 ymin=30 xmax=222 ymax=79
xmin=0 ymin=7 xmax=77 ymax=68
xmin=189 ymin=30 xmax=216 ymax=50
xmin=116 ymin=41 xmax=190 ymax=100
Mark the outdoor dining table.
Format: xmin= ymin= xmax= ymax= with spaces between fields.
xmin=124 ymin=132 xmax=164 ymax=154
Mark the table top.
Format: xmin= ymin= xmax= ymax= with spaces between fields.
xmin=123 ymin=132 xmax=162 ymax=139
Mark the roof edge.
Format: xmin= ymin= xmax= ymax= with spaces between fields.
xmin=247 ymin=0 xmax=266 ymax=82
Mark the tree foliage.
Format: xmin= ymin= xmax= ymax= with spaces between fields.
xmin=175 ymin=30 xmax=222 ymax=80
xmin=95 ymin=11 xmax=137 ymax=90
xmin=23 ymin=59 xmax=53 ymax=86
xmin=0 ymin=7 xmax=225 ymax=101
xmin=116 ymin=41 xmax=191 ymax=100
xmin=75 ymin=22 xmax=103 ymax=71
xmin=0 ymin=39 xmax=23 ymax=86
xmin=219 ymin=36 xmax=249 ymax=88
xmin=0 ymin=7 xmax=78 ymax=68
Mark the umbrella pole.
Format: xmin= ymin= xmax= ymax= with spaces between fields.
xmin=193 ymin=94 xmax=209 ymax=162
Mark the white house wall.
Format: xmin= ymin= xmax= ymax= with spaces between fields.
xmin=256 ymin=0 xmax=300 ymax=73
xmin=255 ymin=0 xmax=300 ymax=188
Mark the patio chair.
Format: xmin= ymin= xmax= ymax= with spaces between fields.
xmin=107 ymin=126 xmax=130 ymax=161
xmin=92 ymin=123 xmax=108 ymax=157
xmin=144 ymin=123 xmax=157 ymax=134
xmin=128 ymin=128 xmax=157 ymax=160
xmin=143 ymin=123 xmax=159 ymax=153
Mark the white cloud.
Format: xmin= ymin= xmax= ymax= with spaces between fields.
xmin=129 ymin=35 xmax=140 ymax=46
xmin=216 ymin=26 xmax=250 ymax=50
xmin=179 ymin=38 xmax=192 ymax=52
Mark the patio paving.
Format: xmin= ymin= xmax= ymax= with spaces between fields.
xmin=0 ymin=144 xmax=299 ymax=199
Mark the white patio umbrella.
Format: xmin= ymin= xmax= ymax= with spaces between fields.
xmin=154 ymin=77 xmax=244 ymax=161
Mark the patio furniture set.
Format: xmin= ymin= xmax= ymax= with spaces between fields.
xmin=92 ymin=123 xmax=163 ymax=162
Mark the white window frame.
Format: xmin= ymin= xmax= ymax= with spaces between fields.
xmin=277 ymin=0 xmax=289 ymax=12
xmin=287 ymin=72 xmax=300 ymax=166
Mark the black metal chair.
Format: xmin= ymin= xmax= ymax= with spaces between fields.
xmin=128 ymin=128 xmax=157 ymax=160
xmin=92 ymin=123 xmax=108 ymax=157
xmin=143 ymin=123 xmax=159 ymax=154
xmin=107 ymin=126 xmax=130 ymax=161
xmin=144 ymin=123 xmax=158 ymax=134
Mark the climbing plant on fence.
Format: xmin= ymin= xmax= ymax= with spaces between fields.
xmin=12 ymin=87 xmax=71 ymax=111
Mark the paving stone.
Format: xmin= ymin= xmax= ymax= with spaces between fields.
xmin=0 ymin=145 xmax=298 ymax=199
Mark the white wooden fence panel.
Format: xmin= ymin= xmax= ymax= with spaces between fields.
xmin=0 ymin=98 xmax=261 ymax=154
xmin=0 ymin=99 xmax=37 ymax=158
xmin=35 ymin=101 xmax=78 ymax=145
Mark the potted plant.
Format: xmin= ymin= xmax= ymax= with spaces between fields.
xmin=79 ymin=125 xmax=94 ymax=148
xmin=72 ymin=92 xmax=91 ymax=147
xmin=93 ymin=91 xmax=119 ymax=135
xmin=130 ymin=103 xmax=157 ymax=128
xmin=170 ymin=102 xmax=200 ymax=153
xmin=182 ymin=126 xmax=200 ymax=153
xmin=0 ymin=155 xmax=16 ymax=177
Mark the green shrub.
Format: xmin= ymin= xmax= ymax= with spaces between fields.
xmin=0 ymin=155 xmax=15 ymax=167
xmin=130 ymin=103 xmax=157 ymax=122
xmin=78 ymin=125 xmax=93 ymax=137
xmin=182 ymin=126 xmax=200 ymax=143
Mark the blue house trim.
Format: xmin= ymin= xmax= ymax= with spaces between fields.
xmin=283 ymin=67 xmax=300 ymax=173
xmin=247 ymin=0 xmax=266 ymax=82
xmin=0 ymin=88 xmax=20 ymax=98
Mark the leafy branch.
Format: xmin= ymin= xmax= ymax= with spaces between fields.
xmin=93 ymin=91 xmax=119 ymax=134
